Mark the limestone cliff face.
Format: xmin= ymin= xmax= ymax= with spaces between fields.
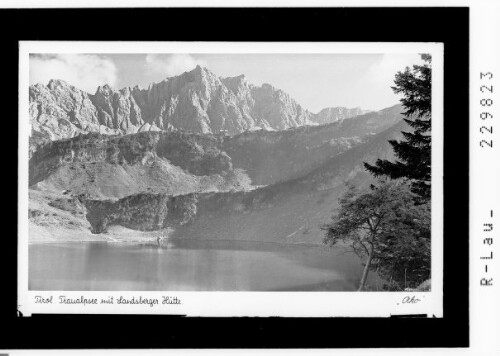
xmin=29 ymin=79 xmax=151 ymax=156
xmin=29 ymin=80 xmax=114 ymax=145
xmin=129 ymin=66 xmax=313 ymax=134
xmin=250 ymin=83 xmax=312 ymax=130
xmin=91 ymin=85 xmax=145 ymax=133
xmin=29 ymin=66 xmax=367 ymax=150
xmin=130 ymin=66 xmax=249 ymax=134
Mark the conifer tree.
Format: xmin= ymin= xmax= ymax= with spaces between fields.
xmin=364 ymin=54 xmax=432 ymax=200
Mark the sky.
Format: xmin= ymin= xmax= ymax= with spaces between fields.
xmin=30 ymin=53 xmax=424 ymax=112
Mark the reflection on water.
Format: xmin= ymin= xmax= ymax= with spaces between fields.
xmin=29 ymin=240 xmax=377 ymax=291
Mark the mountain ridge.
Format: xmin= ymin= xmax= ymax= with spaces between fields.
xmin=29 ymin=65 xmax=374 ymax=154
xmin=29 ymin=104 xmax=403 ymax=200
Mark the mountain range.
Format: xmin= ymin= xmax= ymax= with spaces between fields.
xmin=28 ymin=66 xmax=404 ymax=246
xmin=29 ymin=65 xmax=369 ymax=155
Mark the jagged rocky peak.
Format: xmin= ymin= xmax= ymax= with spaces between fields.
xmin=95 ymin=84 xmax=137 ymax=99
xmin=191 ymin=64 xmax=217 ymax=80
xmin=46 ymin=78 xmax=71 ymax=90
xmin=95 ymin=83 xmax=115 ymax=96
xmin=32 ymin=78 xmax=84 ymax=99
xmin=178 ymin=65 xmax=212 ymax=84
xmin=190 ymin=65 xmax=222 ymax=95
xmin=222 ymin=74 xmax=249 ymax=94
xmin=164 ymin=65 xmax=222 ymax=96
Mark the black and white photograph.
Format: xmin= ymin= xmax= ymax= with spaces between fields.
xmin=18 ymin=42 xmax=444 ymax=317
xmin=4 ymin=2 xmax=495 ymax=352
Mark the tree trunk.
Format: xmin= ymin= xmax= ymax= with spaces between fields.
xmin=358 ymin=246 xmax=374 ymax=291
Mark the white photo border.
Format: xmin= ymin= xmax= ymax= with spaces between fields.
xmin=18 ymin=41 xmax=444 ymax=317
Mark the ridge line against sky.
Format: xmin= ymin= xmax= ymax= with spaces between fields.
xmin=30 ymin=53 xmax=424 ymax=112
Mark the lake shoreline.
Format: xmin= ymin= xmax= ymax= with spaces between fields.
xmin=28 ymin=223 xmax=330 ymax=249
xmin=28 ymin=235 xmax=328 ymax=249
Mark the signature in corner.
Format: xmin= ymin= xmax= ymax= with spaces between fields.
xmin=400 ymin=295 xmax=421 ymax=304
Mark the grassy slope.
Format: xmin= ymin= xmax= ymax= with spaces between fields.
xmin=32 ymin=159 xmax=248 ymax=200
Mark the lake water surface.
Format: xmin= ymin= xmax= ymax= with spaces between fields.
xmin=29 ymin=239 xmax=375 ymax=291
